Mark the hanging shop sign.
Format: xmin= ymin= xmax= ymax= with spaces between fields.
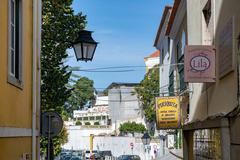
xmin=184 ymin=45 xmax=216 ymax=82
xmin=156 ymin=96 xmax=180 ymax=129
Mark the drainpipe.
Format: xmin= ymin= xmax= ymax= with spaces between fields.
xmin=37 ymin=0 xmax=42 ymax=159
xmin=32 ymin=0 xmax=37 ymax=159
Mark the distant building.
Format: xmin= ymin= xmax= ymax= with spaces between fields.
xmin=107 ymin=83 xmax=145 ymax=134
xmin=73 ymin=96 xmax=110 ymax=126
xmin=144 ymin=50 xmax=160 ymax=73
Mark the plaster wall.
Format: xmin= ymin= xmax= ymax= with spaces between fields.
xmin=63 ymin=126 xmax=160 ymax=160
xmin=0 ymin=0 xmax=33 ymax=128
xmin=155 ymin=11 xmax=172 ymax=96
xmin=187 ymin=0 xmax=240 ymax=122
xmin=108 ymin=86 xmax=142 ymax=122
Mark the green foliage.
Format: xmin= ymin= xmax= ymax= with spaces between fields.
xmin=66 ymin=77 xmax=95 ymax=115
xmin=134 ymin=67 xmax=159 ymax=122
xmin=94 ymin=122 xmax=100 ymax=125
xmin=75 ymin=120 xmax=82 ymax=125
xmin=85 ymin=122 xmax=91 ymax=125
xmin=119 ymin=121 xmax=146 ymax=133
xmin=102 ymin=89 xmax=108 ymax=96
xmin=41 ymin=0 xmax=86 ymax=157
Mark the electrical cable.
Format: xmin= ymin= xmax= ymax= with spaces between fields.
xmin=67 ymin=63 xmax=184 ymax=73
xmin=72 ymin=69 xmax=136 ymax=72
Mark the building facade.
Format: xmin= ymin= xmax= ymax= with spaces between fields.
xmin=107 ymin=83 xmax=145 ymax=134
xmin=0 ymin=0 xmax=41 ymax=159
xmin=154 ymin=6 xmax=174 ymax=157
xmin=154 ymin=0 xmax=240 ymax=159
xmin=73 ymin=96 xmax=110 ymax=126
xmin=144 ymin=50 xmax=160 ymax=73
xmin=184 ymin=0 xmax=240 ymax=159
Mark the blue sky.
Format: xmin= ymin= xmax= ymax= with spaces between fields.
xmin=67 ymin=0 xmax=173 ymax=90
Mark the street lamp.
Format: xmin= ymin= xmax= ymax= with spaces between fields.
xmin=72 ymin=30 xmax=98 ymax=62
xmin=141 ymin=133 xmax=151 ymax=160
xmin=159 ymin=134 xmax=167 ymax=155
xmin=141 ymin=132 xmax=151 ymax=145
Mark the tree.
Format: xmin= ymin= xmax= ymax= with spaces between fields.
xmin=41 ymin=0 xmax=86 ymax=156
xmin=134 ymin=67 xmax=159 ymax=122
xmin=75 ymin=120 xmax=82 ymax=125
xmin=119 ymin=122 xmax=146 ymax=133
xmin=85 ymin=122 xmax=91 ymax=125
xmin=66 ymin=77 xmax=95 ymax=115
xmin=94 ymin=122 xmax=100 ymax=125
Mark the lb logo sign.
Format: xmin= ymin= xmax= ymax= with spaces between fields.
xmin=156 ymin=97 xmax=180 ymax=129
xmin=185 ymin=45 xmax=216 ymax=82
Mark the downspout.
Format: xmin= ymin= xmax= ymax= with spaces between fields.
xmin=37 ymin=0 xmax=42 ymax=159
xmin=32 ymin=0 xmax=37 ymax=159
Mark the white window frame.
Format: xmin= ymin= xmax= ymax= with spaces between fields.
xmin=8 ymin=0 xmax=23 ymax=89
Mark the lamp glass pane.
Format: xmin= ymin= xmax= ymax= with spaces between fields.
xmin=73 ymin=43 xmax=83 ymax=59
xmin=142 ymin=138 xmax=147 ymax=145
xmin=83 ymin=43 xmax=96 ymax=59
xmin=146 ymin=138 xmax=151 ymax=145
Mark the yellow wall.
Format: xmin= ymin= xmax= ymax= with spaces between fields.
xmin=0 ymin=137 xmax=32 ymax=160
xmin=0 ymin=0 xmax=33 ymax=128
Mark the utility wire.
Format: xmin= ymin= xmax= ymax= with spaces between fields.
xmin=72 ymin=69 xmax=136 ymax=72
xmin=70 ymin=65 xmax=146 ymax=71
xmin=67 ymin=63 xmax=184 ymax=73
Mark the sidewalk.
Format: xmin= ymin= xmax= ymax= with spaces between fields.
xmin=157 ymin=149 xmax=183 ymax=160
xmin=169 ymin=149 xmax=183 ymax=159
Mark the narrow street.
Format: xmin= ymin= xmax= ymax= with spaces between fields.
xmin=0 ymin=0 xmax=240 ymax=160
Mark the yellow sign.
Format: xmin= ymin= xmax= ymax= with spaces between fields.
xmin=156 ymin=96 xmax=180 ymax=129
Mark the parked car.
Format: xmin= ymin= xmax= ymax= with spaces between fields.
xmin=63 ymin=155 xmax=72 ymax=160
xmin=118 ymin=155 xmax=140 ymax=160
xmin=70 ymin=155 xmax=82 ymax=160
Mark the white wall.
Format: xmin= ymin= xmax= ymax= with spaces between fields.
xmin=62 ymin=126 xmax=160 ymax=160
xmin=155 ymin=10 xmax=172 ymax=96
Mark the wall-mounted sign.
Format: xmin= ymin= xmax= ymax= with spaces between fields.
xmin=156 ymin=96 xmax=180 ymax=129
xmin=184 ymin=45 xmax=216 ymax=82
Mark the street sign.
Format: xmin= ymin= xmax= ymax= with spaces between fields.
xmin=41 ymin=111 xmax=63 ymax=137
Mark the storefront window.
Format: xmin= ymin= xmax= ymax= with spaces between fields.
xmin=193 ymin=129 xmax=222 ymax=159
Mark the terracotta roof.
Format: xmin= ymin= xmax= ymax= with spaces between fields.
xmin=166 ymin=0 xmax=181 ymax=36
xmin=154 ymin=6 xmax=172 ymax=47
xmin=144 ymin=50 xmax=160 ymax=60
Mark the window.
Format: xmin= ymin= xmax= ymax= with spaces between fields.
xmin=102 ymin=116 xmax=106 ymax=120
xmin=168 ymin=37 xmax=170 ymax=55
xmin=169 ymin=72 xmax=174 ymax=96
xmin=177 ymin=31 xmax=186 ymax=92
xmin=83 ymin=117 xmax=88 ymax=121
xmin=202 ymin=0 xmax=213 ymax=45
xmin=161 ymin=48 xmax=164 ymax=64
xmin=96 ymin=116 xmax=101 ymax=120
xmin=8 ymin=0 xmax=22 ymax=87
xmin=202 ymin=0 xmax=211 ymax=27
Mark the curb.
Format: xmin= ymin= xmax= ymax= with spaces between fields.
xmin=169 ymin=150 xmax=183 ymax=159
